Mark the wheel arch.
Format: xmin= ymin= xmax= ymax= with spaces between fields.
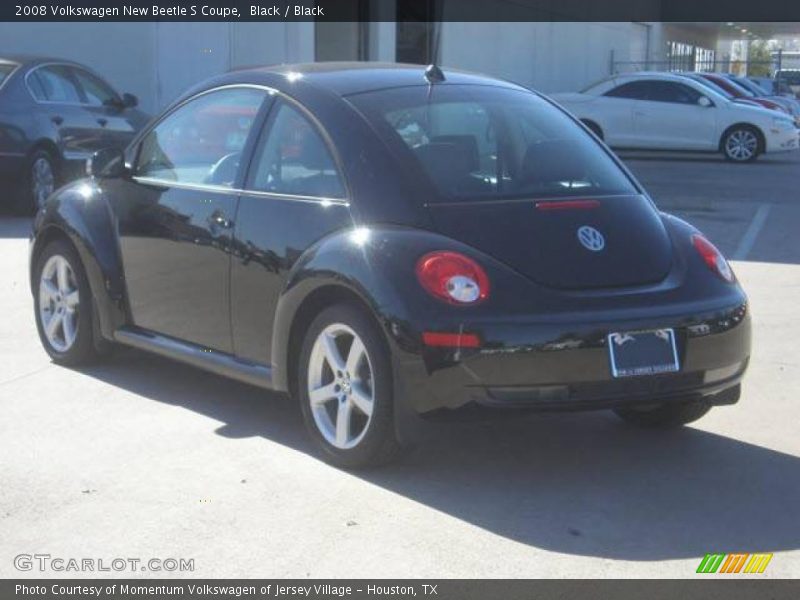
xmin=719 ymin=122 xmax=766 ymax=154
xmin=30 ymin=184 xmax=128 ymax=341
xmin=580 ymin=118 xmax=604 ymax=140
xmin=279 ymin=283 xmax=386 ymax=400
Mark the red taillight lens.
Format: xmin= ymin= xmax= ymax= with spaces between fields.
xmin=422 ymin=331 xmax=481 ymax=348
xmin=692 ymin=234 xmax=734 ymax=282
xmin=415 ymin=251 xmax=490 ymax=304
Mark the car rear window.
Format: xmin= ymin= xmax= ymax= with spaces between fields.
xmin=348 ymin=84 xmax=636 ymax=202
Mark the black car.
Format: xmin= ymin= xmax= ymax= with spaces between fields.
xmin=29 ymin=63 xmax=750 ymax=467
xmin=0 ymin=56 xmax=149 ymax=213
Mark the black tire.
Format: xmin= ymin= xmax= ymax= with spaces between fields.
xmin=614 ymin=398 xmax=712 ymax=428
xmin=15 ymin=149 xmax=59 ymax=215
xmin=33 ymin=239 xmax=102 ymax=366
xmin=297 ymin=304 xmax=400 ymax=468
xmin=581 ymin=119 xmax=604 ymax=140
xmin=721 ymin=125 xmax=761 ymax=162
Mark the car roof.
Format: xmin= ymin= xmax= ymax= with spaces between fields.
xmin=223 ymin=62 xmax=529 ymax=97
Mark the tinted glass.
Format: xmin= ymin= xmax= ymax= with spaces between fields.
xmin=247 ymin=102 xmax=345 ymax=198
xmin=136 ymin=87 xmax=265 ymax=187
xmin=350 ymin=85 xmax=636 ymax=201
xmin=604 ymin=81 xmax=652 ymax=100
xmin=72 ymin=68 xmax=118 ymax=106
xmin=647 ymin=81 xmax=702 ymax=104
xmin=30 ymin=66 xmax=81 ymax=103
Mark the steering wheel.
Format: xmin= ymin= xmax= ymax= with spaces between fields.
xmin=205 ymin=152 xmax=241 ymax=186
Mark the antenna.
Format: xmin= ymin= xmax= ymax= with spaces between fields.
xmin=424 ymin=19 xmax=445 ymax=84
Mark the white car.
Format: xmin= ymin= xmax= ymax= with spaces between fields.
xmin=551 ymin=72 xmax=799 ymax=162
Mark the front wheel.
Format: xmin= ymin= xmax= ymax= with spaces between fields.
xmin=722 ymin=126 xmax=761 ymax=162
xmin=614 ymin=398 xmax=712 ymax=428
xmin=297 ymin=304 xmax=400 ymax=468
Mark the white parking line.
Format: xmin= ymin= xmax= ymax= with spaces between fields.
xmin=733 ymin=203 xmax=772 ymax=261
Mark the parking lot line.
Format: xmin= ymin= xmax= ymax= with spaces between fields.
xmin=733 ymin=203 xmax=772 ymax=261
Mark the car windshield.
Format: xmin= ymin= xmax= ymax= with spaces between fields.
xmin=0 ymin=64 xmax=14 ymax=86
xmin=348 ymin=84 xmax=637 ymax=202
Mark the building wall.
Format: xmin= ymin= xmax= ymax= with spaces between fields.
xmin=0 ymin=20 xmax=724 ymax=111
xmin=0 ymin=22 xmax=314 ymax=112
xmin=440 ymin=22 xmax=648 ymax=92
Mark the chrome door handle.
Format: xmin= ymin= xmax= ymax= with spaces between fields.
xmin=208 ymin=211 xmax=233 ymax=231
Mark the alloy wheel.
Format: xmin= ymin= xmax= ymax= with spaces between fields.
xmin=307 ymin=323 xmax=375 ymax=449
xmin=38 ymin=255 xmax=80 ymax=353
xmin=725 ymin=129 xmax=758 ymax=161
xmin=32 ymin=156 xmax=55 ymax=209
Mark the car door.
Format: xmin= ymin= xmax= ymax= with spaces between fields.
xmin=112 ymin=86 xmax=270 ymax=352
xmin=230 ymin=99 xmax=351 ymax=366
xmin=26 ymin=64 xmax=98 ymax=161
xmin=68 ymin=66 xmax=140 ymax=151
xmin=592 ymin=80 xmax=649 ymax=147
xmin=631 ymin=81 xmax=717 ymax=150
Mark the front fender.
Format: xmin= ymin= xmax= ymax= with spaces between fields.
xmin=31 ymin=179 xmax=127 ymax=340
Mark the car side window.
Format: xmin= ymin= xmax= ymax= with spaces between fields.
xmin=71 ymin=68 xmax=118 ymax=106
xmin=247 ymin=102 xmax=345 ymax=199
xmin=648 ymin=81 xmax=701 ymax=104
xmin=29 ymin=66 xmax=82 ymax=103
xmin=603 ymin=81 xmax=652 ymax=100
xmin=135 ymin=87 xmax=266 ymax=188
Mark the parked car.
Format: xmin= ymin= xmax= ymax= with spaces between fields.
xmin=696 ymin=72 xmax=789 ymax=114
xmin=775 ymin=69 xmax=800 ymax=93
xmin=0 ymin=55 xmax=149 ymax=213
xmin=748 ymin=76 xmax=797 ymax=98
xmin=551 ymin=72 xmax=798 ymax=161
xmin=30 ymin=63 xmax=751 ymax=467
xmin=721 ymin=73 xmax=800 ymax=125
xmin=679 ymin=72 xmax=765 ymax=110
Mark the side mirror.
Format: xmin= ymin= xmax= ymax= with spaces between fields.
xmin=697 ymin=96 xmax=713 ymax=108
xmin=87 ymin=147 xmax=126 ymax=179
xmin=121 ymin=93 xmax=138 ymax=108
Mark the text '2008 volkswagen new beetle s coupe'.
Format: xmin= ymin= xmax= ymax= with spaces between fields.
xmin=29 ymin=63 xmax=751 ymax=467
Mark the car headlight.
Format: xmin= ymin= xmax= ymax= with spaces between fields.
xmin=772 ymin=117 xmax=794 ymax=130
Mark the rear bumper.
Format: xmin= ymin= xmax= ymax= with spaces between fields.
xmin=393 ymin=302 xmax=750 ymax=415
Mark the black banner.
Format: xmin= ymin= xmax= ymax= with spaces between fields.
xmin=4 ymin=580 xmax=800 ymax=600
xmin=3 ymin=0 xmax=800 ymax=23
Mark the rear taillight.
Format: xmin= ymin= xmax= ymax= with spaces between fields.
xmin=692 ymin=234 xmax=734 ymax=282
xmin=415 ymin=251 xmax=490 ymax=304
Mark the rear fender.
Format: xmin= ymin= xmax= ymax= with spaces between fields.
xmin=30 ymin=180 xmax=127 ymax=340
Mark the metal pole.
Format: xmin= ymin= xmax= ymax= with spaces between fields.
xmin=609 ymin=48 xmax=615 ymax=75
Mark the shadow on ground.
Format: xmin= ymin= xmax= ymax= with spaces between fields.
xmin=81 ymin=347 xmax=800 ymax=562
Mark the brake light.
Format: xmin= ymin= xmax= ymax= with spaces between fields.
xmin=422 ymin=331 xmax=481 ymax=348
xmin=692 ymin=234 xmax=734 ymax=282
xmin=415 ymin=251 xmax=490 ymax=304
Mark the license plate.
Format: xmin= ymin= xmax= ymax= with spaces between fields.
xmin=608 ymin=329 xmax=679 ymax=378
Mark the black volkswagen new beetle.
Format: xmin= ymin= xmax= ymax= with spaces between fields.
xmin=30 ymin=63 xmax=750 ymax=467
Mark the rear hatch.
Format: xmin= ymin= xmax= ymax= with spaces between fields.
xmin=427 ymin=194 xmax=673 ymax=289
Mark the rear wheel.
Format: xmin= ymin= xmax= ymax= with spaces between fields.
xmin=722 ymin=126 xmax=761 ymax=162
xmin=614 ymin=398 xmax=712 ymax=428
xmin=33 ymin=239 xmax=102 ymax=366
xmin=17 ymin=150 xmax=59 ymax=214
xmin=297 ymin=304 xmax=400 ymax=468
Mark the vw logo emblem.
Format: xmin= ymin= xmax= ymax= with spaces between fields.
xmin=577 ymin=225 xmax=605 ymax=252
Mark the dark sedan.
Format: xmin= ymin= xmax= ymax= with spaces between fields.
xmin=29 ymin=63 xmax=750 ymax=467
xmin=0 ymin=56 xmax=149 ymax=213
